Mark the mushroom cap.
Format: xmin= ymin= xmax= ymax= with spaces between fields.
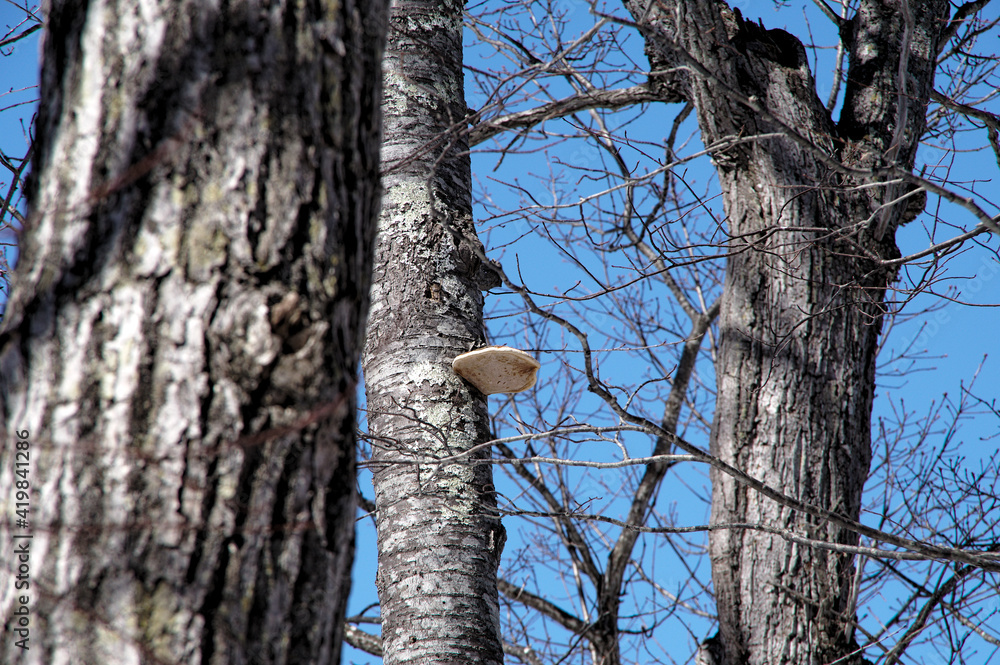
xmin=452 ymin=346 xmax=540 ymax=395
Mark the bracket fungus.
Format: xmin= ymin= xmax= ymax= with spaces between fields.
xmin=452 ymin=346 xmax=540 ymax=395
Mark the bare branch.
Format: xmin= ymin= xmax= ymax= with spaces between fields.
xmin=498 ymin=578 xmax=589 ymax=634
xmin=495 ymin=442 xmax=605 ymax=586
xmin=938 ymin=0 xmax=992 ymax=49
xmin=344 ymin=624 xmax=383 ymax=657
xmin=470 ymin=84 xmax=661 ymax=147
xmin=811 ymin=0 xmax=847 ymax=29
xmin=0 ymin=22 xmax=41 ymax=49
xmin=931 ymin=88 xmax=1000 ymax=171
xmin=882 ymin=565 xmax=978 ymax=665
xmin=501 ymin=509 xmax=1000 ymax=567
xmin=503 ymin=640 xmax=545 ymax=665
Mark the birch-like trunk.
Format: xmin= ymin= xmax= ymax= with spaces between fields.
xmin=0 ymin=1 xmax=385 ymax=663
xmin=362 ymin=0 xmax=505 ymax=662
xmin=620 ymin=2 xmax=951 ymax=664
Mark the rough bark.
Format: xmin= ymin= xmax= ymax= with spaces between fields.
xmin=619 ymin=2 xmax=951 ymax=664
xmin=361 ymin=0 xmax=505 ymax=662
xmin=0 ymin=1 xmax=385 ymax=663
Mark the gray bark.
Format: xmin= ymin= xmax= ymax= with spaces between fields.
xmin=0 ymin=1 xmax=386 ymax=663
xmin=361 ymin=0 xmax=505 ymax=661
xmin=619 ymin=2 xmax=951 ymax=664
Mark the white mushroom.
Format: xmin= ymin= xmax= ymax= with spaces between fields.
xmin=452 ymin=346 xmax=540 ymax=395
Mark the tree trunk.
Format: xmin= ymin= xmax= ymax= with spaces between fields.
xmin=621 ymin=2 xmax=950 ymax=664
xmin=0 ymin=1 xmax=385 ymax=663
xmin=362 ymin=0 xmax=505 ymax=662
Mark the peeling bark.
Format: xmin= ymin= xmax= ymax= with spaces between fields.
xmin=0 ymin=1 xmax=386 ymax=663
xmin=362 ymin=0 xmax=505 ymax=661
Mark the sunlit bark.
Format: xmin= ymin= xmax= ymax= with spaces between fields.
xmin=362 ymin=0 xmax=506 ymax=662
